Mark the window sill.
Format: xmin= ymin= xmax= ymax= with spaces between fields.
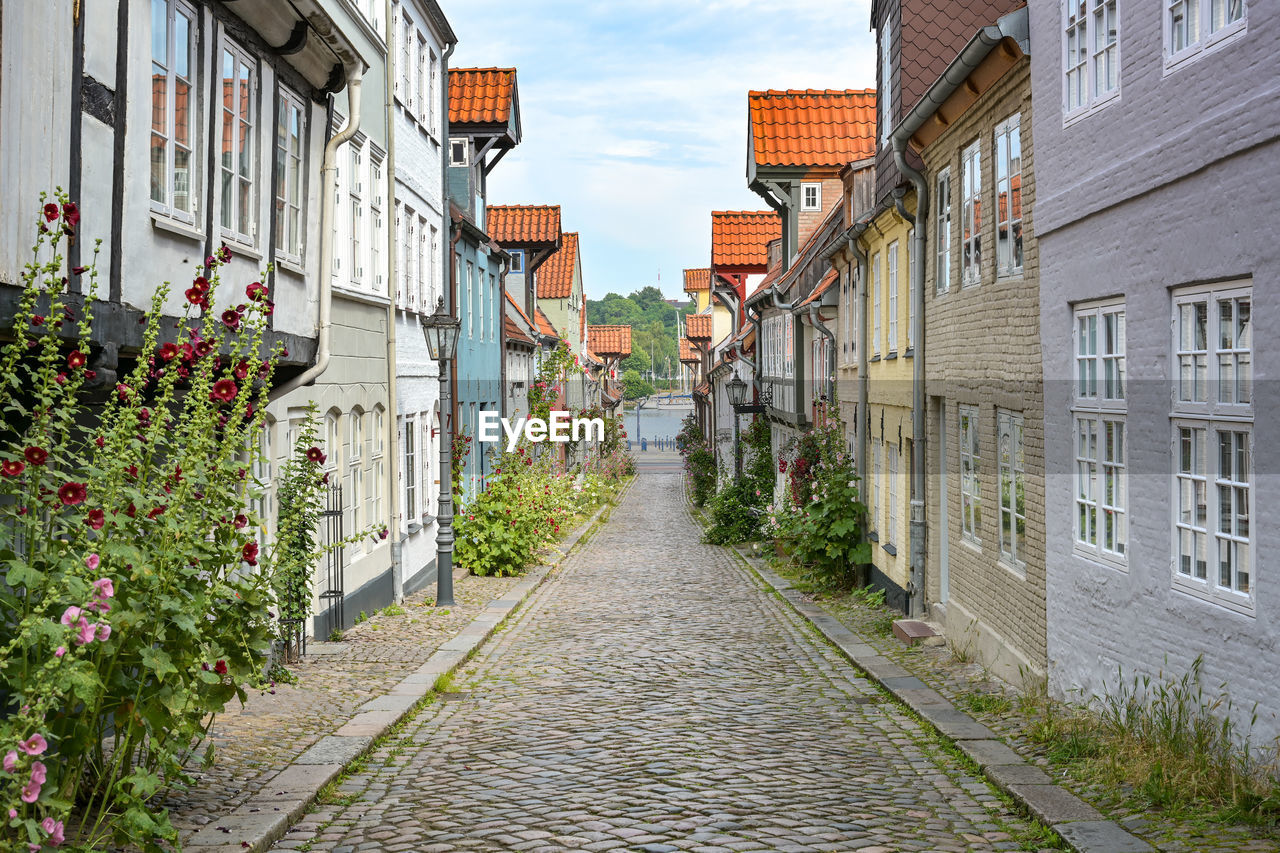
xmin=274 ymin=255 xmax=305 ymax=277
xmin=221 ymin=235 xmax=263 ymax=261
xmin=1062 ymin=90 xmax=1120 ymax=129
xmin=1171 ymin=576 xmax=1254 ymax=617
xmin=1163 ymin=23 xmax=1247 ymax=77
xmin=870 ymin=355 xmax=881 ymax=363
xmin=150 ymin=211 xmax=204 ymax=243
xmin=997 ymin=556 xmax=1027 ymax=578
xmin=1071 ymin=546 xmax=1128 ymax=574
xmin=885 ymin=351 xmax=898 ymax=361
xmin=881 ymin=542 xmax=897 ymax=556
xmin=960 ymin=535 xmax=982 ymax=554
xmin=867 ymin=531 xmax=879 ymax=543
xmin=903 ymin=347 xmax=914 ymax=358
xmin=332 ymin=284 xmax=392 ymax=307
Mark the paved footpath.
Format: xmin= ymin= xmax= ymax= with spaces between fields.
xmin=272 ymin=470 xmax=1048 ymax=852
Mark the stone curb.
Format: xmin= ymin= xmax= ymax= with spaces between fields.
xmin=184 ymin=479 xmax=632 ymax=852
xmin=733 ymin=552 xmax=1155 ymax=853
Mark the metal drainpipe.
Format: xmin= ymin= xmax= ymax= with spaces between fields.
xmin=269 ymin=69 xmax=363 ymax=401
xmin=382 ymin=0 xmax=403 ymax=602
xmin=892 ymin=147 xmax=930 ymax=619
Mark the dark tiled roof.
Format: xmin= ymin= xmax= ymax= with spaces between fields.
xmin=899 ymin=0 xmax=1025 ymax=117
xmin=749 ymin=89 xmax=877 ymax=167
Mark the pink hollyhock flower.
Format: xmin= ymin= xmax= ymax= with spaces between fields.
xmin=3 ymin=750 xmax=16 ymax=772
xmin=86 ymin=553 xmax=100 ymax=571
xmin=41 ymin=817 xmax=65 ymax=846
xmin=20 ymin=780 xmax=39 ymax=803
xmin=29 ymin=762 xmax=45 ymax=785
xmin=19 ymin=734 xmax=46 ymax=756
xmin=96 ymin=624 xmax=111 ymax=642
xmin=60 ymin=606 xmax=83 ymax=627
xmin=92 ymin=577 xmax=113 ymax=597
xmin=58 ymin=482 xmax=87 ymax=506
xmin=74 ymin=620 xmax=97 ymax=645
xmin=54 ymin=646 xmax=66 ymax=658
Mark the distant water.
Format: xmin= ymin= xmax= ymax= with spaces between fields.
xmin=625 ymin=401 xmax=693 ymax=445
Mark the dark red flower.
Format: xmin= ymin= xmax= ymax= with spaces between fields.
xmin=192 ymin=276 xmax=209 ymax=293
xmin=85 ymin=509 xmax=105 ymax=530
xmin=281 ymin=347 xmax=289 ymax=358
xmin=305 ymin=447 xmax=326 ymax=465
xmin=195 ymin=340 xmax=214 ymax=358
xmin=42 ymin=203 xmax=59 ymax=222
xmin=116 ymin=384 xmax=131 ymax=401
xmin=214 ymin=659 xmax=228 ymax=675
xmin=125 ymin=503 xmax=137 ymax=518
xmin=210 ymin=379 xmax=238 ymax=402
xmin=221 ymin=309 xmax=240 ymax=331
xmin=379 ymin=527 xmax=389 ymax=540
xmin=218 ymin=244 xmax=232 ymax=263
xmin=31 ymin=315 xmax=44 ymax=326
xmin=138 ymin=408 xmax=151 ymax=424
xmin=233 ymin=514 xmax=247 ymax=529
xmin=58 ymin=482 xmax=87 ymax=506
xmin=124 ymin=465 xmax=138 ymax=479
xmin=263 ymin=300 xmax=275 ymax=317
xmin=67 ymin=350 xmax=87 ymax=369
xmin=94 ymin=436 xmax=104 ymax=448
xmin=61 ymin=202 xmax=79 ymax=227
xmin=55 ymin=373 xmax=67 ymax=385
xmin=246 ymin=282 xmax=267 ymax=302
xmin=24 ymin=447 xmax=48 ymax=466
xmin=84 ymin=369 xmax=97 ymax=380
xmin=184 ymin=288 xmax=206 ymax=307
xmin=147 ymin=505 xmax=166 ymax=519
xmin=233 ymin=360 xmax=250 ymax=380
xmin=2 ymin=460 xmax=25 ymax=477
xmin=159 ymin=343 xmax=179 ymax=361
xmin=71 ymin=265 xmax=87 ymax=275
xmin=321 ymin=472 xmax=330 ymax=485
xmin=241 ymin=541 xmax=259 ymax=566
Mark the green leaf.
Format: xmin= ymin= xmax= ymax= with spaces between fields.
xmin=140 ymin=647 xmax=178 ymax=682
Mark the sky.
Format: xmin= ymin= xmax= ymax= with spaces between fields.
xmin=446 ymin=0 xmax=876 ymax=301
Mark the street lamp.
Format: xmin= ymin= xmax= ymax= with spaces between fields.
xmin=423 ymin=296 xmax=461 ymax=608
xmin=726 ymin=375 xmax=747 ymax=480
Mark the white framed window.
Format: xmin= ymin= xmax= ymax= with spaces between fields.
xmin=959 ymin=405 xmax=981 ymax=543
xmin=274 ymin=88 xmax=305 ymax=261
xmin=871 ymin=252 xmax=881 ymax=355
xmin=348 ymin=139 xmax=365 ymax=287
xmin=1171 ymin=283 xmax=1252 ymax=612
xmin=370 ymin=407 xmax=384 ymax=530
xmin=429 ymin=49 xmax=440 ymax=136
xmin=348 ymin=410 xmax=365 ymax=544
xmin=394 ymin=201 xmax=405 ymax=307
xmin=510 ymin=249 xmax=525 ymax=274
xmin=887 ymin=241 xmax=899 ymax=352
xmin=871 ymin=439 xmax=882 ymax=534
xmin=218 ymin=38 xmax=257 ymax=244
xmin=417 ymin=214 xmax=430 ymax=311
xmin=784 ymin=312 xmax=794 ymax=378
xmin=405 ymin=209 xmax=418 ymax=309
xmin=430 ymin=225 xmax=441 ymax=310
xmin=150 ymin=0 xmax=199 ymax=222
xmin=879 ymin=18 xmax=893 ymax=143
xmin=1073 ymin=298 xmax=1127 ymax=566
xmin=399 ymin=11 xmax=414 ymax=112
xmin=416 ymin=35 xmax=429 ymax=126
xmin=887 ymin=442 xmax=899 ymax=549
xmin=370 ymin=151 xmax=385 ymax=293
xmin=801 ymin=182 xmax=822 ymax=212
xmin=1064 ymin=0 xmax=1119 ymax=118
xmin=905 ymin=230 xmax=913 ymax=349
xmin=961 ymin=140 xmax=981 ymax=286
xmin=935 ymin=168 xmax=951 ymax=294
xmin=254 ymin=418 xmax=275 ymax=546
xmin=466 ymin=261 xmax=475 ymax=338
xmin=449 ymin=138 xmax=468 ymax=166
xmin=402 ymin=415 xmax=417 ymax=530
xmin=997 ymin=410 xmax=1026 ymax=567
xmin=1166 ymin=0 xmax=1246 ymax=70
xmin=994 ymin=114 xmax=1023 ymax=277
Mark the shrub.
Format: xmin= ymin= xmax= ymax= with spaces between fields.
xmin=676 ymin=415 xmax=716 ymax=506
xmin=705 ymin=415 xmax=773 ymax=544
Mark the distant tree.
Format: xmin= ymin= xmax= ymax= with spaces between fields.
xmin=622 ymin=369 xmax=655 ymax=400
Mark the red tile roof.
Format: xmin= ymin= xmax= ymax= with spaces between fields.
xmin=685 ymin=313 xmax=713 ymax=341
xmin=679 ymin=338 xmax=700 ymax=364
xmin=487 ymin=205 xmax=562 ymax=245
xmin=588 ymin=325 xmax=632 ymax=357
xmin=534 ymin=307 xmax=559 ymax=338
xmin=504 ymin=316 xmax=534 ymax=345
xmin=449 ymin=68 xmax=517 ymax=124
xmin=711 ymin=211 xmax=781 ymax=269
xmin=749 ymin=89 xmax=877 ymax=168
xmin=538 ymin=232 xmax=578 ymax=299
xmin=692 ymin=381 xmax=711 ymax=398
xmin=683 ymin=268 xmax=711 ymax=292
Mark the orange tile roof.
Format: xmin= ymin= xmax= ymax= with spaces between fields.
xmin=679 ymin=338 xmax=700 ymax=364
xmin=504 ymin=316 xmax=534 ymax=345
xmin=534 ymin=307 xmax=559 ymax=338
xmin=693 ymin=381 xmax=711 ymax=398
xmin=588 ymin=325 xmax=632 ymax=357
xmin=749 ymin=89 xmax=877 ymax=168
xmin=685 ymin=313 xmax=713 ymax=341
xmin=711 ymin=211 xmax=781 ymax=268
xmin=537 ymin=232 xmax=578 ymax=299
xmin=487 ymin=205 xmax=561 ymax=245
xmin=449 ymin=68 xmax=517 ymax=124
xmin=683 ymin=268 xmax=711 ymax=292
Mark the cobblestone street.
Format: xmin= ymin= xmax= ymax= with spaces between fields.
xmin=272 ymin=469 xmax=1050 ymax=852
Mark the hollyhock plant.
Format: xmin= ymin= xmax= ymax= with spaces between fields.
xmin=23 ymin=447 xmax=48 ymax=466
xmin=2 ymin=460 xmax=25 ymax=477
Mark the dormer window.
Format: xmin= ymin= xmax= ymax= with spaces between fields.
xmin=449 ymin=138 xmax=468 ymax=166
xmin=509 ymin=250 xmax=525 ymax=274
xmin=801 ymin=182 xmax=822 ymax=212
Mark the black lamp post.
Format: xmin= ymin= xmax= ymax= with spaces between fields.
xmin=726 ymin=375 xmax=747 ymax=480
xmin=422 ymin=296 xmax=461 ymax=608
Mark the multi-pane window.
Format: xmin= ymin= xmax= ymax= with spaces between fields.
xmin=219 ymin=40 xmax=256 ymax=243
xmin=905 ymin=230 xmax=913 ymax=348
xmin=784 ymin=313 xmax=794 ymax=377
xmin=994 ymin=114 xmax=1023 ymax=277
xmin=871 ymin=440 xmax=882 ymax=534
xmin=466 ymin=261 xmax=475 ymax=338
xmin=1167 ymin=0 xmax=1246 ymax=65
xmin=398 ymin=10 xmax=414 ymax=112
xmin=961 ymin=141 xmax=981 ymax=286
xmin=1065 ymin=0 xmax=1119 ymax=115
xmin=349 ymin=411 xmax=364 ymax=543
xmin=801 ymin=183 xmax=821 ymax=212
xmin=370 ymin=408 xmax=384 ymax=529
xmin=887 ymin=443 xmax=899 ymax=548
xmin=871 ymin=252 xmax=881 ymax=355
xmin=370 ymin=152 xmax=384 ymax=293
xmin=959 ymin=405 xmax=981 ymax=542
xmin=887 ymin=242 xmax=899 ymax=352
xmin=1073 ymin=300 xmax=1126 ymax=564
xmin=430 ymin=226 xmax=441 ymax=310
xmin=348 ymin=141 xmax=364 ymax=286
xmin=510 ymin=250 xmax=525 ymax=274
xmin=1171 ymin=283 xmax=1252 ymax=610
xmin=274 ymin=89 xmax=305 ymax=260
xmin=150 ymin=0 xmax=198 ymax=221
xmin=935 ymin=169 xmax=951 ymax=294
xmin=417 ymin=214 xmax=430 ymax=310
xmin=998 ymin=410 xmax=1026 ymax=566
xmin=403 ymin=416 xmax=417 ymax=529
xmin=429 ymin=49 xmax=440 ymax=136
